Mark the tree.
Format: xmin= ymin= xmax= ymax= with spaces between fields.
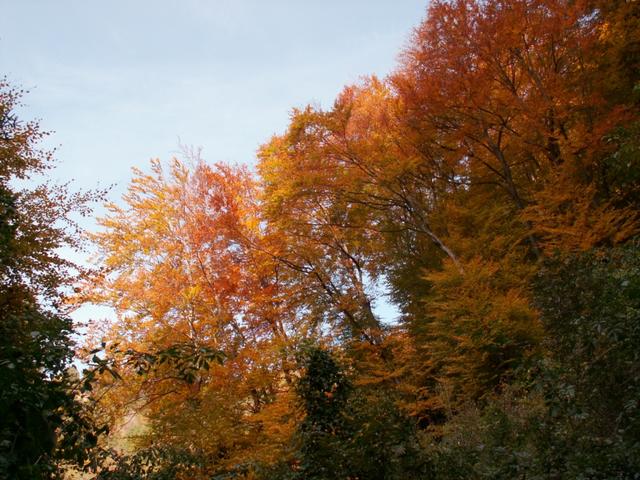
xmin=84 ymin=0 xmax=640 ymax=476
xmin=263 ymin=345 xmax=430 ymax=480
xmin=0 ymin=80 xmax=104 ymax=478
xmin=88 ymin=156 xmax=301 ymax=473
xmin=531 ymin=244 xmax=640 ymax=476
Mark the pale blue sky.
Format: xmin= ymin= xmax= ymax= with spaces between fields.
xmin=2 ymin=0 xmax=427 ymax=324
xmin=2 ymin=0 xmax=427 ymax=190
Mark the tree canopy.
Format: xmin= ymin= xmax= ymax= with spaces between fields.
xmin=0 ymin=80 xmax=105 ymax=478
xmin=4 ymin=0 xmax=640 ymax=477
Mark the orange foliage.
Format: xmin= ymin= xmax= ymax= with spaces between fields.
xmin=86 ymin=0 xmax=640 ymax=466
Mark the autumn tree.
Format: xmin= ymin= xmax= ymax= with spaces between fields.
xmin=89 ymin=157 xmax=301 ymax=474
xmin=87 ymin=0 xmax=640 ymax=476
xmin=254 ymin=0 xmax=640 ymax=421
xmin=258 ymin=103 xmax=388 ymax=344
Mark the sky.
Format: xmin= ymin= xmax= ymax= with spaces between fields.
xmin=1 ymin=0 xmax=428 ymax=325
xmin=2 ymin=0 xmax=427 ymax=189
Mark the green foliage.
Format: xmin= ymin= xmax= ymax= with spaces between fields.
xmin=427 ymin=388 xmax=546 ymax=480
xmin=96 ymin=446 xmax=213 ymax=480
xmin=293 ymin=346 xmax=352 ymax=479
xmin=428 ymin=244 xmax=640 ymax=479
xmin=0 ymin=81 xmax=105 ymax=478
xmin=116 ymin=342 xmax=226 ymax=384
xmin=532 ymin=244 xmax=640 ymax=477
xmin=601 ymin=122 xmax=640 ymax=209
xmin=264 ymin=346 xmax=431 ymax=480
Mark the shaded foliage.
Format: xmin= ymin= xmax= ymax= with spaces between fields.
xmin=0 ymin=81 xmax=105 ymax=478
xmin=267 ymin=346 xmax=431 ymax=480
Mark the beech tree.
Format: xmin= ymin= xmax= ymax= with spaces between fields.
xmin=84 ymin=0 xmax=640 ymax=477
xmin=89 ymin=157 xmax=302 ymax=474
